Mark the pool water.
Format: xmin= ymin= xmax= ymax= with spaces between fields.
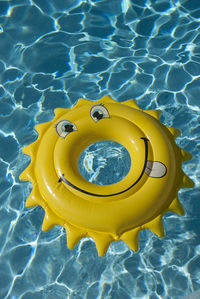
xmin=0 ymin=0 xmax=199 ymax=298
xmin=78 ymin=140 xmax=132 ymax=185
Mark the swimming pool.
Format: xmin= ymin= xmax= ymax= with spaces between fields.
xmin=0 ymin=0 xmax=199 ymax=298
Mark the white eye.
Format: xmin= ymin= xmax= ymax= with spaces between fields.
xmin=55 ymin=120 xmax=77 ymax=138
xmin=90 ymin=105 xmax=110 ymax=122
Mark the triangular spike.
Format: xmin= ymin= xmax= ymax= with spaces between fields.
xmin=19 ymin=164 xmax=35 ymax=182
xmin=167 ymin=197 xmax=185 ymax=215
xmin=97 ymin=95 xmax=116 ymax=104
xmin=89 ymin=232 xmax=113 ymax=257
xmin=22 ymin=141 xmax=38 ymax=156
xmin=145 ymin=110 xmax=161 ymax=120
xmin=182 ymin=174 xmax=194 ymax=188
xmin=35 ymin=122 xmax=50 ymax=135
xmin=121 ymin=227 xmax=140 ymax=252
xmin=26 ymin=194 xmax=38 ymax=208
xmin=64 ymin=223 xmax=87 ymax=250
xmin=42 ymin=206 xmax=64 ymax=232
xmin=122 ymin=99 xmax=140 ymax=110
xmin=181 ymin=149 xmax=193 ymax=162
xmin=26 ymin=187 xmax=44 ymax=208
xmin=142 ymin=215 xmax=165 ymax=237
xmin=74 ymin=98 xmax=92 ymax=108
xmin=167 ymin=127 xmax=181 ymax=137
xmin=54 ymin=108 xmax=69 ymax=119
xmin=19 ymin=169 xmax=29 ymax=181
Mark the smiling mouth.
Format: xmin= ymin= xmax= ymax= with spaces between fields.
xmin=58 ymin=137 xmax=149 ymax=197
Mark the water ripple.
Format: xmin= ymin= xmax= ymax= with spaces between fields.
xmin=0 ymin=0 xmax=199 ymax=298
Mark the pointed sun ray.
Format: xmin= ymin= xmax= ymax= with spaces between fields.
xmin=64 ymin=223 xmax=88 ymax=250
xmin=142 ymin=215 xmax=165 ymax=238
xmin=54 ymin=108 xmax=70 ymax=120
xmin=181 ymin=149 xmax=193 ymax=162
xmin=121 ymin=227 xmax=140 ymax=252
xmin=97 ymin=95 xmax=117 ymax=104
xmin=19 ymin=163 xmax=35 ymax=183
xmin=89 ymin=232 xmax=114 ymax=257
xmin=26 ymin=186 xmax=44 ymax=208
xmin=22 ymin=139 xmax=39 ymax=156
xmin=167 ymin=127 xmax=181 ymax=137
xmin=122 ymin=99 xmax=141 ymax=110
xmin=42 ymin=206 xmax=64 ymax=231
xmin=35 ymin=122 xmax=51 ymax=135
xmin=167 ymin=197 xmax=185 ymax=215
xmin=182 ymin=172 xmax=194 ymax=188
xmin=74 ymin=98 xmax=92 ymax=108
xmin=145 ymin=110 xmax=161 ymax=120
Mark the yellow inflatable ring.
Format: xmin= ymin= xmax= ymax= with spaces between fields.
xmin=20 ymin=96 xmax=194 ymax=256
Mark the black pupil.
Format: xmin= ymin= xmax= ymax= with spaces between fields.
xmin=64 ymin=124 xmax=74 ymax=132
xmin=93 ymin=111 xmax=103 ymax=120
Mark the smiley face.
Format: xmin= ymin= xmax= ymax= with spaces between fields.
xmin=55 ymin=103 xmax=167 ymax=197
xmin=20 ymin=96 xmax=193 ymax=256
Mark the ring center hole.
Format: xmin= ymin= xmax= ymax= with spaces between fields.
xmin=78 ymin=140 xmax=131 ymax=185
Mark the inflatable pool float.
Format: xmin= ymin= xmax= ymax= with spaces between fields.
xmin=20 ymin=96 xmax=194 ymax=256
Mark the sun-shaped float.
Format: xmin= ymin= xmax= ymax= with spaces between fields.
xmin=20 ymin=96 xmax=194 ymax=256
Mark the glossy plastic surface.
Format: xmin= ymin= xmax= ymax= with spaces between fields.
xmin=20 ymin=96 xmax=194 ymax=256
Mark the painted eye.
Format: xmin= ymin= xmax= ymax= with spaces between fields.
xmin=90 ymin=105 xmax=110 ymax=122
xmin=55 ymin=120 xmax=77 ymax=138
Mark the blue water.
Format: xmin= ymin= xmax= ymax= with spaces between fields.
xmin=0 ymin=0 xmax=199 ymax=298
xmin=78 ymin=141 xmax=132 ymax=185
